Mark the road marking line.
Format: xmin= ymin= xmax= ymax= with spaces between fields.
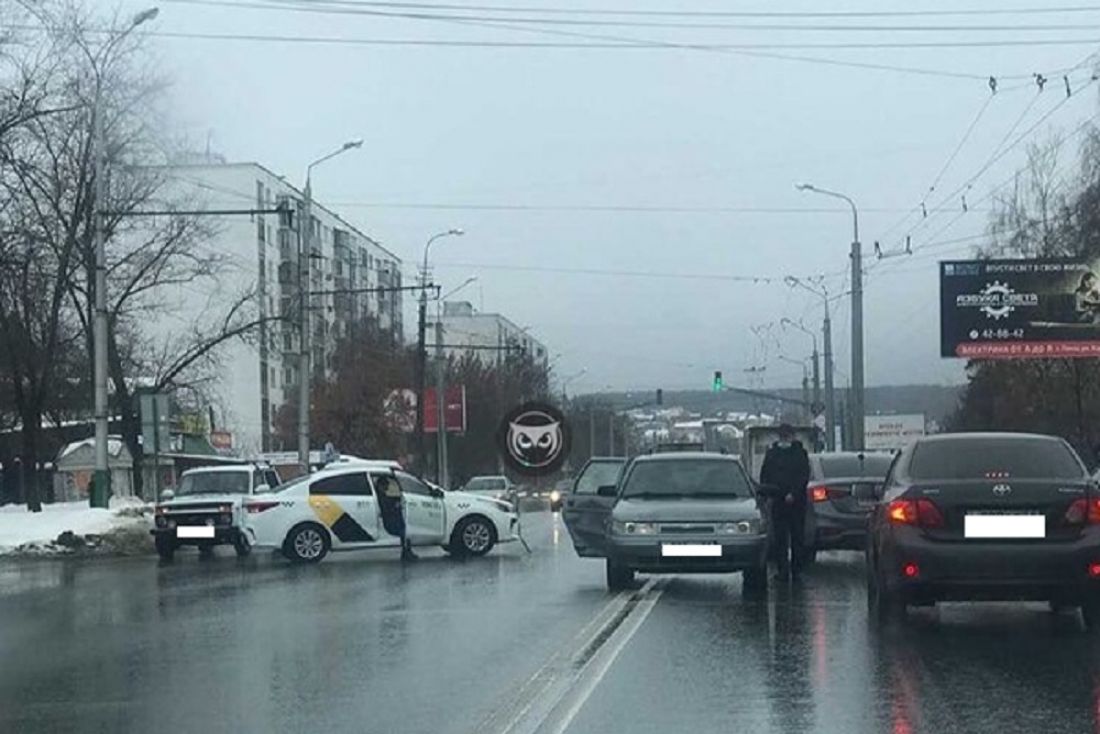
xmin=536 ymin=580 xmax=664 ymax=734
xmin=471 ymin=578 xmax=662 ymax=734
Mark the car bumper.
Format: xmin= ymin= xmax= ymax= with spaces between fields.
xmin=150 ymin=526 xmax=242 ymax=546
xmin=882 ymin=527 xmax=1100 ymax=602
xmin=607 ymin=535 xmax=769 ymax=573
xmin=814 ymin=513 xmax=869 ymax=550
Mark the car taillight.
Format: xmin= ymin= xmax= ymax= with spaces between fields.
xmin=245 ymin=501 xmax=280 ymax=514
xmin=809 ymin=485 xmax=847 ymax=502
xmin=887 ymin=499 xmax=944 ymax=529
xmin=1089 ymin=562 xmax=1100 ymax=578
xmin=1065 ymin=498 xmax=1100 ymax=525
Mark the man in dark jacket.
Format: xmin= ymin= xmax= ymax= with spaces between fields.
xmin=760 ymin=424 xmax=811 ymax=581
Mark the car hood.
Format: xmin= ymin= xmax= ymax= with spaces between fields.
xmin=448 ymin=491 xmax=513 ymax=511
xmin=159 ymin=493 xmax=247 ymax=508
xmin=612 ymin=497 xmax=761 ymax=522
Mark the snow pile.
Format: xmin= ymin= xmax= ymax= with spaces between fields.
xmin=0 ymin=500 xmax=151 ymax=556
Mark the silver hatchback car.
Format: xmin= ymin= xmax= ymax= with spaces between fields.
xmin=562 ymin=452 xmax=770 ymax=592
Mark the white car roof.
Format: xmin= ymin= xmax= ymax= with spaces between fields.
xmin=180 ymin=465 xmax=257 ymax=476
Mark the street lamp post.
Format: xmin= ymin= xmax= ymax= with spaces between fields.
xmin=434 ymin=276 xmax=477 ymax=489
xmin=416 ymin=229 xmax=463 ymax=474
xmin=297 ymin=138 xmax=363 ymax=471
xmin=561 ymin=368 xmax=587 ymax=404
xmin=785 ymin=278 xmax=836 ymax=451
xmin=781 ymin=318 xmax=821 ymax=420
xmin=796 ymin=183 xmax=863 ymax=450
xmin=91 ymin=6 xmax=159 ymax=508
xmin=778 ymin=355 xmax=811 ymax=422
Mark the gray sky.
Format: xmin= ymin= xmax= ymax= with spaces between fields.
xmin=136 ymin=0 xmax=1100 ymax=393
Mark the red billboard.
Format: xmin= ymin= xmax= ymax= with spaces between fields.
xmin=422 ymin=385 xmax=467 ymax=433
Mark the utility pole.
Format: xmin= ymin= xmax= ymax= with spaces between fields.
xmin=589 ymin=409 xmax=596 ymax=459
xmin=435 ymin=313 xmax=448 ymax=489
xmin=823 ymin=304 xmax=836 ymax=451
xmin=298 ymin=139 xmax=363 ymax=472
xmin=91 ymin=7 xmax=160 ymax=509
xmin=608 ymin=413 xmax=615 ymax=457
xmin=796 ymin=182 xmax=863 ymax=450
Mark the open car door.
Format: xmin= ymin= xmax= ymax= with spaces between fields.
xmin=562 ymin=458 xmax=626 ymax=557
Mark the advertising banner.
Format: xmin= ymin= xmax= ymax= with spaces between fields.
xmin=940 ymin=258 xmax=1100 ymax=358
xmin=422 ymin=385 xmax=467 ymax=434
xmin=864 ymin=414 xmax=925 ymax=451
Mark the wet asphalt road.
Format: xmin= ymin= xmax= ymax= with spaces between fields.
xmin=2 ymin=513 xmax=1100 ymax=734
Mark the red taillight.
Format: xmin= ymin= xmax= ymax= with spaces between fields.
xmin=1088 ymin=563 xmax=1100 ymax=579
xmin=245 ymin=501 xmax=279 ymax=514
xmin=809 ymin=485 xmax=847 ymax=503
xmin=903 ymin=562 xmax=920 ymax=579
xmin=1064 ymin=499 xmax=1100 ymax=525
xmin=887 ymin=499 xmax=944 ymax=528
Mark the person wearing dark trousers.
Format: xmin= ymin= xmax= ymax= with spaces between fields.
xmin=760 ymin=424 xmax=811 ymax=581
xmin=376 ymin=475 xmax=417 ymax=562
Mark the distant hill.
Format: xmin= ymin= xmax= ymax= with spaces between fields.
xmin=581 ymin=384 xmax=963 ymax=424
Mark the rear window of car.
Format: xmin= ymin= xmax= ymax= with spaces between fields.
xmin=621 ymin=460 xmax=752 ymax=499
xmin=574 ymin=461 xmax=625 ymax=495
xmin=909 ymin=438 xmax=1085 ymax=480
xmin=819 ymin=454 xmax=894 ymax=479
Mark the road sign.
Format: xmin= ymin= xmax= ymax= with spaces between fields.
xmin=139 ymin=392 xmax=170 ymax=456
xmin=864 ymin=414 xmax=925 ymax=451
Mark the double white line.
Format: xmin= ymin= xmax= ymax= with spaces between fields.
xmin=474 ymin=578 xmax=665 ymax=734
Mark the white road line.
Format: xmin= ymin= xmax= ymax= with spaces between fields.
xmin=535 ymin=581 xmax=664 ymax=734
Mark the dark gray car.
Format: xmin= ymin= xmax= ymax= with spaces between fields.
xmin=805 ymin=451 xmax=895 ymax=559
xmin=562 ymin=452 xmax=769 ymax=592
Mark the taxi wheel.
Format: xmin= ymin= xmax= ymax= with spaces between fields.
xmin=154 ymin=536 xmax=176 ymax=562
xmin=233 ymin=534 xmax=252 ymax=558
xmin=283 ymin=523 xmax=330 ymax=563
xmin=450 ymin=516 xmax=497 ymax=557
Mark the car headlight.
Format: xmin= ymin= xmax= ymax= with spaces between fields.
xmin=716 ymin=520 xmax=762 ymax=535
xmin=611 ymin=520 xmax=658 ymax=535
xmin=549 ymin=490 xmax=561 ymax=502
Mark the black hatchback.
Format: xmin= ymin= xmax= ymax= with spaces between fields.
xmin=866 ymin=432 xmax=1100 ymax=629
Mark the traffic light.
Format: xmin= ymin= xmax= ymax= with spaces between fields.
xmin=712 ymin=371 xmax=723 ymax=392
xmin=656 ymin=388 xmax=663 ymax=406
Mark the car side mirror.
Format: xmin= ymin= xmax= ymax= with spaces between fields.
xmin=596 ymin=485 xmax=618 ymax=498
xmin=431 ymin=487 xmax=444 ymax=498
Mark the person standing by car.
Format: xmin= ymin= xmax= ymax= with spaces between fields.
xmin=760 ymin=423 xmax=811 ymax=581
xmin=376 ymin=474 xmax=417 ymax=562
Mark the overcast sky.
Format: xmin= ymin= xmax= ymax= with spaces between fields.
xmin=131 ymin=0 xmax=1100 ymax=394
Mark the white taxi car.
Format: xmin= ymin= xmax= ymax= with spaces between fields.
xmin=243 ymin=463 xmax=520 ymax=562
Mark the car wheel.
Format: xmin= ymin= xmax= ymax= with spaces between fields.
xmin=743 ymin=565 xmax=768 ymax=594
xmin=233 ymin=533 xmax=252 ymax=558
xmin=450 ymin=516 xmax=497 ymax=557
xmin=1082 ymin=597 xmax=1100 ymax=632
xmin=154 ymin=536 xmax=176 ymax=562
xmin=283 ymin=523 xmax=330 ymax=563
xmin=606 ymin=559 xmax=635 ymax=591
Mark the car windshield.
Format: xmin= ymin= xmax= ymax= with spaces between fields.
xmin=819 ymin=454 xmax=894 ymax=479
xmin=464 ymin=478 xmax=506 ymax=492
xmin=621 ymin=460 xmax=752 ymax=499
xmin=575 ymin=461 xmax=626 ymax=494
xmin=176 ymin=471 xmax=250 ymax=496
xmin=909 ymin=438 xmax=1086 ymax=480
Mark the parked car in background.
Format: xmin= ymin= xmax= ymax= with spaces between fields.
xmin=866 ymin=432 xmax=1100 ymax=629
xmin=458 ymin=475 xmax=516 ymax=505
xmin=151 ymin=463 xmax=281 ymax=560
xmin=549 ymin=478 xmax=571 ymax=512
xmin=805 ymin=451 xmax=895 ymax=561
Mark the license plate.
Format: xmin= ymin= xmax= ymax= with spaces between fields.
xmin=661 ymin=543 xmax=721 ymax=557
xmin=177 ymin=526 xmax=215 ymax=539
xmin=964 ymin=515 xmax=1045 ymax=539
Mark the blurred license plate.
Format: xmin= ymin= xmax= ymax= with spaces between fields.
xmin=177 ymin=526 xmax=215 ymax=539
xmin=661 ymin=544 xmax=721 ymax=557
xmin=964 ymin=515 xmax=1045 ymax=539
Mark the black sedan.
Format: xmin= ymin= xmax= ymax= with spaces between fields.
xmin=866 ymin=432 xmax=1100 ymax=629
xmin=805 ymin=451 xmax=894 ymax=559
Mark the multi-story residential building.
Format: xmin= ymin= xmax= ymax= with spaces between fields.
xmin=439 ymin=301 xmax=547 ymax=366
xmin=162 ymin=160 xmax=403 ymax=455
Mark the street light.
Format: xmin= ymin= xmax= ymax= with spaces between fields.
xmin=90 ymin=6 xmax=159 ymax=508
xmin=440 ymin=276 xmax=477 ymax=302
xmin=296 ymin=138 xmax=363 ymax=470
xmin=561 ymin=368 xmax=587 ymax=401
xmin=796 ymin=182 xmax=863 ymax=449
xmin=785 ymin=277 xmax=836 ymax=450
xmin=416 ymin=228 xmax=464 ymax=474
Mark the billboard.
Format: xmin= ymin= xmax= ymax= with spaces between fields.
xmin=865 ymin=414 xmax=925 ymax=451
xmin=941 ymin=258 xmax=1100 ymax=358
xmin=422 ymin=385 xmax=467 ymax=434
